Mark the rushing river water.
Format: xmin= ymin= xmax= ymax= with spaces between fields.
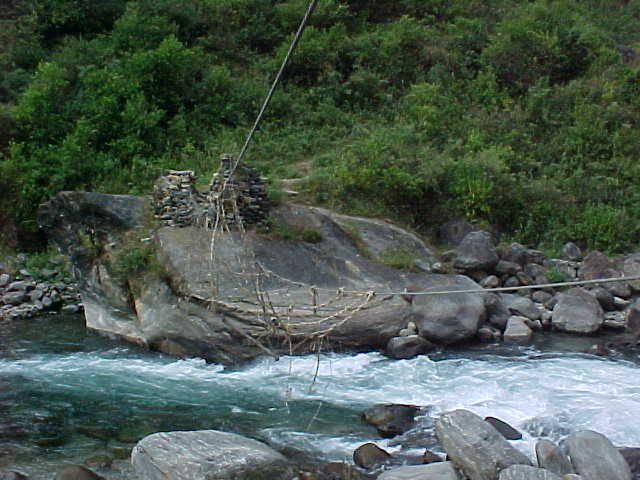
xmin=1 ymin=314 xmax=640 ymax=479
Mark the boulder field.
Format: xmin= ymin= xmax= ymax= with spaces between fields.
xmin=37 ymin=191 xmax=640 ymax=363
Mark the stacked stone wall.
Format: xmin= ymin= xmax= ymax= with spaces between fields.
xmin=153 ymin=157 xmax=269 ymax=228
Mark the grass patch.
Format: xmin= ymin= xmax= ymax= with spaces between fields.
xmin=377 ymin=245 xmax=418 ymax=271
xmin=257 ymin=218 xmax=323 ymax=243
xmin=544 ymin=267 xmax=568 ymax=284
xmin=109 ymin=229 xmax=168 ymax=292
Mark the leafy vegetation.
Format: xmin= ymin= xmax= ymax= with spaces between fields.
xmin=1 ymin=0 xmax=639 ymax=253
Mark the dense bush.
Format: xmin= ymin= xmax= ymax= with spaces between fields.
xmin=0 ymin=0 xmax=639 ymax=253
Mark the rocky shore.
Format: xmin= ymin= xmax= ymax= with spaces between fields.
xmin=2 ymin=189 xmax=639 ymax=480
xmin=0 ymin=255 xmax=81 ymax=321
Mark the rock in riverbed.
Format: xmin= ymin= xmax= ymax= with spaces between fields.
xmin=131 ymin=430 xmax=294 ymax=480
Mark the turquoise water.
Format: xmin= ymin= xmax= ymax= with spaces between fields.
xmin=2 ymin=315 xmax=640 ymax=479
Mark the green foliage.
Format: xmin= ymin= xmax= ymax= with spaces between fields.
xmin=377 ymin=245 xmax=418 ymax=271
xmin=544 ymin=267 xmax=568 ymax=284
xmin=0 ymin=0 xmax=639 ymax=254
xmin=261 ymin=219 xmax=323 ymax=244
xmin=110 ymin=232 xmax=166 ymax=286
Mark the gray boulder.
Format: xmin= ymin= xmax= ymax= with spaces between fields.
xmin=0 ymin=472 xmax=29 ymax=480
xmin=579 ymin=251 xmax=630 ymax=298
xmin=503 ymin=317 xmax=532 ymax=344
xmin=413 ymin=276 xmax=487 ymax=344
xmin=362 ymin=404 xmax=419 ymax=438
xmin=618 ymin=447 xmax=640 ymax=479
xmin=561 ymin=243 xmax=582 ymax=261
xmin=565 ymin=430 xmax=631 ymax=480
xmin=499 ymin=465 xmax=561 ymax=480
xmin=623 ymin=253 xmax=640 ymax=292
xmin=496 ymin=260 xmax=522 ymax=276
xmin=589 ymin=287 xmax=615 ymax=311
xmin=440 ymin=219 xmax=477 ymax=247
xmin=353 ymin=442 xmax=391 ymax=469
xmin=484 ymin=417 xmax=522 ymax=440
xmin=505 ymin=296 xmax=541 ymax=321
xmin=499 ymin=243 xmax=528 ymax=266
xmin=386 ymin=335 xmax=435 ymax=360
xmin=0 ymin=274 xmax=10 ymax=288
xmin=552 ymin=288 xmax=604 ymax=334
xmin=378 ymin=462 xmax=461 ymax=480
xmin=485 ymin=294 xmax=510 ymax=330
xmin=535 ymin=439 xmax=573 ymax=476
xmin=435 ymin=409 xmax=531 ymax=480
xmin=131 ymin=430 xmax=293 ymax=480
xmin=55 ymin=465 xmax=104 ymax=480
xmin=454 ymin=231 xmax=499 ymax=273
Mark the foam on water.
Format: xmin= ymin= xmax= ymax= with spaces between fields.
xmin=2 ymin=346 xmax=640 ymax=465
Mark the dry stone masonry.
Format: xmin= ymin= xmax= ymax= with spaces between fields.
xmin=153 ymin=155 xmax=270 ymax=229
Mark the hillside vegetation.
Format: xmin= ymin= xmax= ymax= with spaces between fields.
xmin=1 ymin=0 xmax=639 ymax=252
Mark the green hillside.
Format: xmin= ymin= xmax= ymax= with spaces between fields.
xmin=1 ymin=0 xmax=639 ymax=252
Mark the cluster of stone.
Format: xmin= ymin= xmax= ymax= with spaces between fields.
xmin=153 ymin=170 xmax=207 ymax=227
xmin=351 ymin=405 xmax=636 ymax=480
xmin=0 ymin=262 xmax=82 ymax=320
xmin=446 ymin=229 xmax=639 ymax=343
xmin=206 ymin=155 xmax=270 ymax=228
xmin=153 ymin=156 xmax=270 ymax=229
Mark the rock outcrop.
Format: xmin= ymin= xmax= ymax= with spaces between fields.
xmin=435 ymin=409 xmax=531 ymax=480
xmin=131 ymin=430 xmax=294 ymax=480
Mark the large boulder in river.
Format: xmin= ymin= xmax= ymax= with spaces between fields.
xmin=498 ymin=465 xmax=561 ymax=480
xmin=412 ymin=276 xmax=487 ymax=345
xmin=552 ymin=288 xmax=603 ymax=334
xmin=453 ymin=231 xmax=499 ymax=273
xmin=565 ymin=430 xmax=631 ymax=480
xmin=623 ymin=253 xmax=640 ymax=292
xmin=39 ymin=192 xmax=451 ymax=362
xmin=131 ymin=430 xmax=294 ymax=480
xmin=435 ymin=409 xmax=531 ymax=480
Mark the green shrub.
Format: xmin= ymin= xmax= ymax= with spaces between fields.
xmin=262 ymin=219 xmax=323 ymax=243
xmin=377 ymin=245 xmax=418 ymax=271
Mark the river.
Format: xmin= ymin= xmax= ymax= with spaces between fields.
xmin=1 ymin=314 xmax=640 ymax=478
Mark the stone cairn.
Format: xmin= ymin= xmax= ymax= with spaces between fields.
xmin=153 ymin=154 xmax=270 ymax=229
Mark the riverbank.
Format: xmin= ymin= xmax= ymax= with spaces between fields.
xmin=1 ymin=314 xmax=639 ymax=479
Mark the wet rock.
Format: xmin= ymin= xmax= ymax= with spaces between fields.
xmin=477 ymin=326 xmax=500 ymax=343
xmin=499 ymin=465 xmax=562 ymax=480
xmin=353 ymin=443 xmax=391 ymax=469
xmin=552 ymin=288 xmax=604 ymax=334
xmin=535 ymin=439 xmax=573 ymax=476
xmin=2 ymin=292 xmax=27 ymax=306
xmin=386 ymin=335 xmax=434 ymax=360
xmin=503 ymin=316 xmax=532 ymax=344
xmin=323 ymin=462 xmax=362 ymax=480
xmin=627 ymin=300 xmax=640 ymax=337
xmin=62 ymin=304 xmax=80 ymax=314
xmin=603 ymin=311 xmax=626 ymax=330
xmin=589 ymin=287 xmax=615 ymax=312
xmin=516 ymin=272 xmax=533 ymax=286
xmin=481 ymin=275 xmax=500 ymax=289
xmin=505 ymin=296 xmax=541 ymax=321
xmin=362 ymin=404 xmax=420 ymax=438
xmin=504 ymin=277 xmax=520 ymax=288
xmin=524 ymin=263 xmax=546 ymax=279
xmin=454 ymin=231 xmax=499 ymax=273
xmin=413 ymin=276 xmax=487 ymax=345
xmin=618 ymin=447 xmax=640 ymax=479
xmin=486 ymin=294 xmax=510 ymax=330
xmin=435 ymin=409 xmax=531 ymax=480
xmin=622 ymin=253 xmax=640 ymax=292
xmin=378 ymin=462 xmax=461 ymax=480
xmin=532 ymin=291 xmax=552 ymax=305
xmin=131 ymin=430 xmax=293 ymax=480
xmin=55 ymin=465 xmax=104 ymax=480
xmin=423 ymin=450 xmax=444 ymax=464
xmin=561 ymin=243 xmax=582 ymax=261
xmin=0 ymin=472 xmax=30 ymax=480
xmin=484 ymin=417 xmax=522 ymax=440
xmin=0 ymin=274 xmax=10 ymax=288
xmin=565 ymin=430 xmax=631 ymax=480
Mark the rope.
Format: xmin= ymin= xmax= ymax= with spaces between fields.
xmin=234 ymin=0 xmax=318 ymax=169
